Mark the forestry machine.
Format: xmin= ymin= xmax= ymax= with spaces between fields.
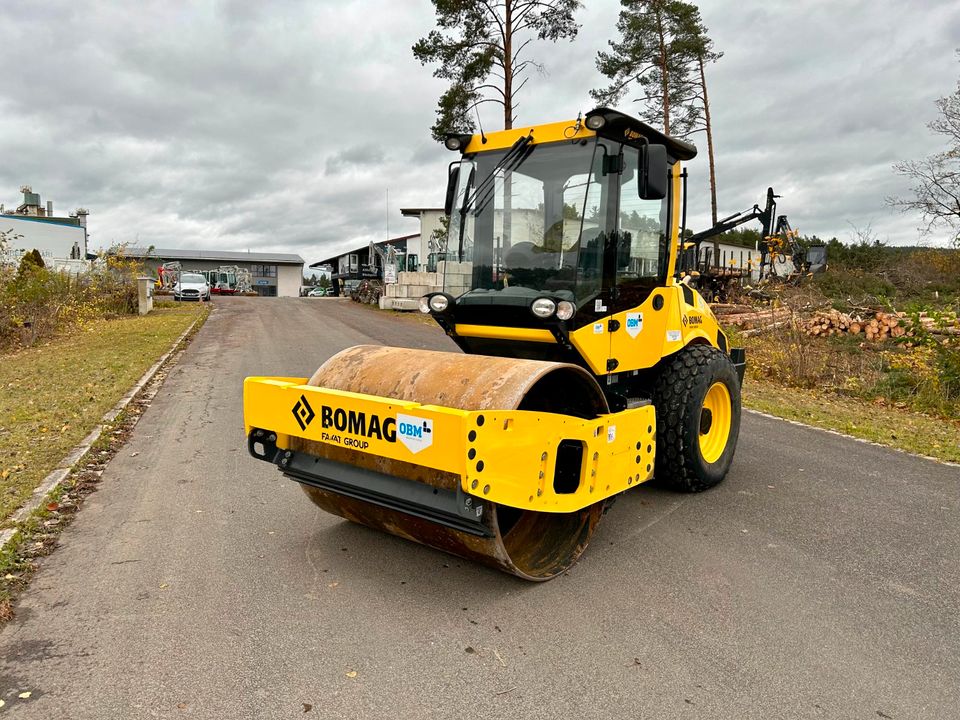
xmin=244 ymin=108 xmax=746 ymax=580
xmin=688 ymin=187 xmax=827 ymax=286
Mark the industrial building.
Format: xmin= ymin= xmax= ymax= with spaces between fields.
xmin=310 ymin=234 xmax=417 ymax=296
xmin=126 ymin=248 xmax=305 ymax=297
xmin=0 ymin=186 xmax=90 ymax=272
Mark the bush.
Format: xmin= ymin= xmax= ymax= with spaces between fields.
xmin=0 ymin=244 xmax=146 ymax=350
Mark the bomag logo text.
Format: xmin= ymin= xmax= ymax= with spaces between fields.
xmin=320 ymin=405 xmax=396 ymax=449
xmin=683 ymin=313 xmax=703 ymax=327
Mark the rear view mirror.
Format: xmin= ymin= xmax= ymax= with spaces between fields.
xmin=640 ymin=144 xmax=668 ymax=200
xmin=444 ymin=163 xmax=460 ymax=216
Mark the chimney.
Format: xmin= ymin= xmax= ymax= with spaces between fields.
xmin=46 ymin=201 xmax=53 ymax=217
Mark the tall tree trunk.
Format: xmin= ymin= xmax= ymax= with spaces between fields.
xmin=655 ymin=10 xmax=670 ymax=134
xmin=504 ymin=0 xmax=513 ymax=131
xmin=501 ymin=0 xmax=514 ymax=261
xmin=699 ymin=54 xmax=718 ymax=227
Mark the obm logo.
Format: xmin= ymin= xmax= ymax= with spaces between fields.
xmin=396 ymin=413 xmax=433 ymax=454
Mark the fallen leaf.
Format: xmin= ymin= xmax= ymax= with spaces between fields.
xmin=327 ymin=582 xmax=339 ymax=588
xmin=302 ymin=703 xmax=313 ymax=712
xmin=464 ymin=646 xmax=476 ymax=654
xmin=130 ymin=451 xmax=139 ymax=457
xmin=46 ymin=502 xmax=59 ymax=512
xmin=177 ymin=702 xmax=187 ymax=709
xmin=4 ymin=574 xmax=15 ymax=580
xmin=345 ymin=670 xmax=357 ymax=678
xmin=159 ymin=583 xmax=169 ymax=589
xmin=18 ymin=691 xmax=31 ymax=699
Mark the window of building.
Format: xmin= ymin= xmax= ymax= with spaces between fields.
xmin=251 ymin=264 xmax=277 ymax=278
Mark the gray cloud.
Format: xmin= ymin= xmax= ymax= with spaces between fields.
xmin=1 ymin=0 xmax=957 ymax=264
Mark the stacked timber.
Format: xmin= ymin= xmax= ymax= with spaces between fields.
xmin=804 ymin=310 xmax=906 ymax=340
xmin=802 ymin=310 xmax=960 ymax=342
xmin=712 ymin=307 xmax=792 ymax=330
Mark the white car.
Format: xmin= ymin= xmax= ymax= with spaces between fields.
xmin=173 ymin=272 xmax=211 ymax=301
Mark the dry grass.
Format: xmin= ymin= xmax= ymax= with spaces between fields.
xmin=730 ymin=322 xmax=960 ymax=463
xmin=0 ymin=304 xmax=207 ymax=524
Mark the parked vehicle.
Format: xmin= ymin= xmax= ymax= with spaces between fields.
xmin=173 ymin=272 xmax=211 ymax=301
xmin=307 ymin=287 xmax=328 ymax=297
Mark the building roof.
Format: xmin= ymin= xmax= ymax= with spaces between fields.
xmin=124 ymin=247 xmax=304 ymax=265
xmin=401 ymin=208 xmax=444 ymax=217
xmin=1 ymin=213 xmax=83 ymax=228
xmin=309 ymin=234 xmax=419 ymax=268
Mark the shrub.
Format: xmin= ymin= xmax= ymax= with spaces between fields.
xmin=0 ymin=245 xmax=146 ymax=350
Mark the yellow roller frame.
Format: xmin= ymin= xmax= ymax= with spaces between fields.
xmin=244 ymin=377 xmax=656 ymax=513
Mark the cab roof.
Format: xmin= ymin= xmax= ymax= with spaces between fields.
xmin=451 ymin=107 xmax=697 ymax=162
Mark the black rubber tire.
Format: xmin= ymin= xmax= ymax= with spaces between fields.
xmin=652 ymin=344 xmax=741 ymax=493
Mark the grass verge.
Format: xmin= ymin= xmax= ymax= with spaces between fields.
xmin=0 ymin=304 xmax=208 ymax=524
xmin=743 ymin=380 xmax=960 ymax=464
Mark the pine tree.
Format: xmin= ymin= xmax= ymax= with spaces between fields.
xmin=593 ymin=1 xmax=722 ymax=229
xmin=591 ymin=0 xmax=702 ymax=137
xmin=413 ymin=0 xmax=582 ymax=140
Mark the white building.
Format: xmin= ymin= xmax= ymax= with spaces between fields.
xmin=126 ymin=248 xmax=305 ymax=298
xmin=400 ymin=207 xmax=446 ymax=270
xmin=0 ymin=186 xmax=89 ymax=272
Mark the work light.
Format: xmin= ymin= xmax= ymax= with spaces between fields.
xmin=531 ymin=298 xmax=556 ymax=318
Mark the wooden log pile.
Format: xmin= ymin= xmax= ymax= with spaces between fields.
xmin=711 ymin=306 xmax=793 ymax=330
xmin=803 ymin=310 xmax=959 ymax=342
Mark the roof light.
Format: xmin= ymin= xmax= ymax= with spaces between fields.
xmin=444 ymin=136 xmax=462 ymax=151
xmin=585 ymin=115 xmax=606 ymax=130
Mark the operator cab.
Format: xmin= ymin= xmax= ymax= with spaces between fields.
xmin=424 ymin=108 xmax=696 ymax=359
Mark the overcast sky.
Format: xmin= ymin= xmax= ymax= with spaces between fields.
xmin=1 ymin=0 xmax=957 ymax=263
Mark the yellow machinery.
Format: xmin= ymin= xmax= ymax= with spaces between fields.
xmin=244 ymin=108 xmax=745 ymax=580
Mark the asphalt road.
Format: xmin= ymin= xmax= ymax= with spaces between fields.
xmin=1 ymin=297 xmax=958 ymax=719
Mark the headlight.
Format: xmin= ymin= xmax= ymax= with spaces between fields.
xmin=556 ymin=300 xmax=575 ymax=321
xmin=418 ymin=296 xmax=431 ymax=314
xmin=531 ymin=298 xmax=556 ymax=318
xmin=428 ymin=294 xmax=450 ymax=313
xmin=585 ymin=114 xmax=606 ymax=130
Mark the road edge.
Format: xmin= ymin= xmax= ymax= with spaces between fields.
xmin=0 ymin=310 xmax=208 ymax=552
xmin=744 ymin=407 xmax=960 ymax=468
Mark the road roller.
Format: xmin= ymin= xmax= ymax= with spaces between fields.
xmin=244 ymin=108 xmax=746 ymax=580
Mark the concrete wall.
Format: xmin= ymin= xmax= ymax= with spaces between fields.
xmin=380 ymin=261 xmax=474 ymax=310
xmin=1 ymin=216 xmax=86 ymax=263
xmin=277 ymin=264 xmax=303 ymax=297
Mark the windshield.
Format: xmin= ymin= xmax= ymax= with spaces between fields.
xmin=443 ymin=138 xmax=667 ymax=306
xmin=181 ymin=273 xmax=206 ymax=283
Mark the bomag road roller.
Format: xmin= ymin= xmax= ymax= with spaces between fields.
xmin=244 ymin=108 xmax=746 ymax=581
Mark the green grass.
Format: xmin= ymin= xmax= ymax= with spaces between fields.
xmin=744 ymin=379 xmax=960 ymax=464
xmin=0 ymin=304 xmax=207 ymax=524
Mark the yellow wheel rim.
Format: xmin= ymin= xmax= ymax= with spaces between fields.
xmin=699 ymin=382 xmax=732 ymax=464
